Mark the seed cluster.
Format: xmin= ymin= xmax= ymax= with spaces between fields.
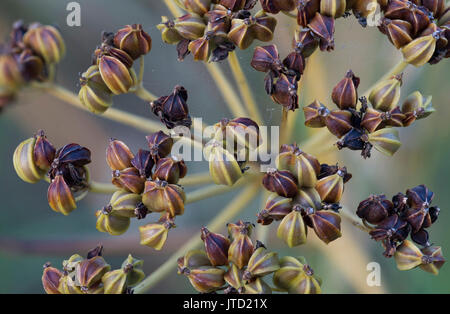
xmin=258 ymin=143 xmax=351 ymax=246
xmin=178 ymin=222 xmax=322 ymax=294
xmin=79 ymin=24 xmax=152 ymax=114
xmin=302 ymin=70 xmax=434 ymax=158
xmin=0 ymin=21 xmax=65 ymax=111
xmin=13 ymin=130 xmax=92 ymax=215
xmin=101 ymin=132 xmax=188 ymax=250
xmin=157 ymin=0 xmax=277 ymax=62
xmin=357 ymin=185 xmax=443 ymax=274
xmin=41 ymin=246 xmax=145 ymax=294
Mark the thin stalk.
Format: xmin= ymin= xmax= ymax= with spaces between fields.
xmin=89 ymin=181 xmax=118 ymax=194
xmin=340 ymin=207 xmax=371 ymax=233
xmin=178 ymin=172 xmax=213 ymax=186
xmin=280 ymin=107 xmax=289 ymax=144
xmin=134 ymin=85 xmax=157 ymax=102
xmin=362 ymin=60 xmax=409 ymax=98
xmin=33 ymin=83 xmax=204 ymax=151
xmin=185 ymin=174 xmax=258 ymax=204
xmin=164 ymin=0 xmax=184 ymax=16
xmin=227 ymin=51 xmax=263 ymax=124
xmin=205 ymin=62 xmax=248 ymax=118
xmin=133 ymin=183 xmax=260 ymax=294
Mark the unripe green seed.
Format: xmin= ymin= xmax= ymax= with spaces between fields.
xmin=369 ymin=75 xmax=402 ymax=112
xmin=277 ymin=210 xmax=308 ymax=247
xmin=402 ymin=34 xmax=437 ymax=67
xmin=368 ymin=128 xmax=401 ymax=156
xmin=23 ymin=24 xmax=66 ymax=64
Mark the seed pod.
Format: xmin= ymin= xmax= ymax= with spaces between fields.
xmin=106 ymin=139 xmax=134 ymax=171
xmin=79 ymin=65 xmax=113 ymax=114
xmin=401 ymin=91 xmax=434 ymax=119
xmin=52 ymin=143 xmax=91 ymax=168
xmin=368 ymin=74 xmax=402 ymax=111
xmin=324 ymin=110 xmax=353 ymax=138
xmin=368 ymin=128 xmax=401 ymax=156
xmin=308 ymin=13 xmax=335 ymax=51
xmin=228 ymin=13 xmax=277 ymax=50
xmin=139 ymin=217 xmax=175 ymax=250
xmin=262 ymin=168 xmax=298 ymax=198
xmin=0 ymin=54 xmax=23 ymax=91
xmin=181 ymin=0 xmax=212 ymax=15
xmin=331 ymin=70 xmax=360 ymax=110
xmin=273 ymin=256 xmax=322 ymax=294
xmin=277 ymin=209 xmax=308 ymax=247
xmin=62 ymin=254 xmax=84 ymax=273
xmin=297 ymin=0 xmax=321 ymax=27
xmin=394 ymin=240 xmax=424 ymax=271
xmin=113 ymin=24 xmax=152 ymax=59
xmin=320 ymin=0 xmax=347 ymax=18
xmin=224 ymin=263 xmax=244 ymax=290
xmin=315 ymin=168 xmax=347 ymax=203
xmin=293 ymin=28 xmax=319 ymax=58
xmin=102 ymin=269 xmax=127 ymax=294
xmin=42 ymin=264 xmax=62 ymax=294
xmin=357 ymin=194 xmax=394 ymax=224
xmin=157 ymin=16 xmax=183 ymax=44
xmin=380 ymin=19 xmax=413 ymax=49
xmin=121 ymin=254 xmax=145 ymax=286
xmin=227 ymin=220 xmax=254 ymax=241
xmin=244 ymin=243 xmax=280 ymax=280
xmin=131 ymin=149 xmax=154 ymax=179
xmin=58 ymin=274 xmax=83 ymax=294
xmin=95 ymin=207 xmax=131 ymax=235
xmin=112 ymin=167 xmax=145 ymax=194
xmin=33 ymin=130 xmax=56 ymax=171
xmin=188 ymin=35 xmax=210 ymax=61
xmin=353 ymin=0 xmax=378 ymax=22
xmin=439 ymin=7 xmax=450 ymax=25
xmin=14 ymin=48 xmax=45 ymax=82
xmin=47 ymin=174 xmax=77 ymax=215
xmin=205 ymin=141 xmax=243 ymax=186
xmin=94 ymin=44 xmax=134 ymax=68
xmin=178 ymin=250 xmax=211 ymax=273
xmin=228 ymin=234 xmax=254 ymax=269
xmin=23 ymin=24 xmax=65 ymax=63
xmin=213 ymin=117 xmax=262 ymax=152
xmin=402 ymin=34 xmax=437 ymax=67
xmin=174 ymin=14 xmax=206 ymax=41
xmin=295 ymin=187 xmax=323 ymax=211
xmin=219 ymin=0 xmax=248 ymax=11
xmin=200 ymin=227 xmax=230 ymax=266
xmin=420 ymin=246 xmax=445 ymax=275
xmin=303 ymin=100 xmax=329 ymax=128
xmin=361 ymin=107 xmax=405 ymax=132
xmin=271 ymin=74 xmax=299 ymax=111
xmin=262 ymin=0 xmax=296 ymax=13
xmin=258 ymin=193 xmax=292 ymax=225
xmin=283 ymin=51 xmax=305 ymax=79
xmin=108 ymin=190 xmax=142 ymax=218
xmin=76 ymin=256 xmax=111 ymax=290
xmin=146 ymin=131 xmax=173 ymax=161
xmin=142 ymin=179 xmax=186 ymax=216
xmin=150 ymin=85 xmax=191 ymax=129
xmin=184 ymin=266 xmax=226 ymax=293
xmin=98 ymin=55 xmax=134 ymax=95
xmin=13 ymin=136 xmax=46 ymax=183
xmin=404 ymin=185 xmax=435 ymax=232
xmin=305 ymin=210 xmax=341 ymax=244
xmin=153 ymin=156 xmax=187 ymax=184
xmin=275 ymin=144 xmax=320 ymax=188
xmin=243 ymin=278 xmax=272 ymax=294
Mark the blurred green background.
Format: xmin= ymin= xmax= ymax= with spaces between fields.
xmin=0 ymin=0 xmax=449 ymax=293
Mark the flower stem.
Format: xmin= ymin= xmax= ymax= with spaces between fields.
xmin=362 ymin=60 xmax=408 ymax=98
xmin=132 ymin=56 xmax=157 ymax=102
xmin=280 ymin=107 xmax=289 ymax=144
xmin=340 ymin=207 xmax=371 ymax=233
xmin=178 ymin=172 xmax=213 ymax=186
xmin=185 ymin=174 xmax=257 ymax=204
xmin=89 ymin=181 xmax=118 ymax=194
xmin=228 ymin=51 xmax=263 ymax=124
xmin=204 ymin=62 xmax=248 ymax=118
xmin=133 ymin=183 xmax=260 ymax=294
xmin=33 ymin=83 xmax=204 ymax=151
